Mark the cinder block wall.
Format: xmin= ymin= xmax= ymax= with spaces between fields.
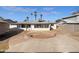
xmin=61 ymin=23 xmax=79 ymax=33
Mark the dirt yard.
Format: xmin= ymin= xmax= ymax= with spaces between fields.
xmin=4 ymin=27 xmax=79 ymax=52
xmin=0 ymin=28 xmax=23 ymax=52
xmin=27 ymin=30 xmax=56 ymax=39
xmin=6 ymin=31 xmax=79 ymax=52
xmin=1 ymin=27 xmax=79 ymax=52
xmin=7 ymin=30 xmax=57 ymax=47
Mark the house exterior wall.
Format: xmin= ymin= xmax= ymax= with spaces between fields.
xmin=19 ymin=28 xmax=26 ymax=30
xmin=10 ymin=24 xmax=17 ymax=28
xmin=0 ymin=22 xmax=9 ymax=35
xmin=51 ymin=24 xmax=56 ymax=29
xmin=31 ymin=28 xmax=50 ymax=31
xmin=19 ymin=24 xmax=50 ymax=31
xmin=31 ymin=24 xmax=34 ymax=30
xmin=16 ymin=24 xmax=56 ymax=31
xmin=11 ymin=23 xmax=56 ymax=31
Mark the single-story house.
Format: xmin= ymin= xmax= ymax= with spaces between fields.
xmin=3 ymin=19 xmax=17 ymax=29
xmin=56 ymin=12 xmax=79 ymax=25
xmin=11 ymin=22 xmax=56 ymax=31
xmin=56 ymin=12 xmax=79 ymax=32
xmin=0 ymin=19 xmax=9 ymax=35
xmin=60 ymin=14 xmax=79 ymax=23
xmin=0 ymin=17 xmax=17 ymax=29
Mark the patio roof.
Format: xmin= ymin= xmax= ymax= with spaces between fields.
xmin=11 ymin=22 xmax=56 ymax=25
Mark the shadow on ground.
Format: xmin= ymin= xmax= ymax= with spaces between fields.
xmin=0 ymin=28 xmax=23 ymax=41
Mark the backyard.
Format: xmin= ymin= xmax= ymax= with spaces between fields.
xmin=0 ymin=27 xmax=79 ymax=52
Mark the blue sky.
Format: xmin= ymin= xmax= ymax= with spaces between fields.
xmin=0 ymin=6 xmax=79 ymax=22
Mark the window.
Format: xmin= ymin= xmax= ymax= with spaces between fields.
xmin=17 ymin=25 xmax=21 ymax=28
xmin=34 ymin=24 xmax=49 ymax=28
xmin=45 ymin=24 xmax=49 ymax=28
xmin=51 ymin=24 xmax=54 ymax=26
xmin=21 ymin=24 xmax=25 ymax=28
xmin=27 ymin=25 xmax=31 ymax=28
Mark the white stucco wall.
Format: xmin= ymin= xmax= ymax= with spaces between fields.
xmin=31 ymin=28 xmax=50 ymax=31
xmin=18 ymin=24 xmax=50 ymax=31
xmin=31 ymin=24 xmax=34 ymax=30
xmin=51 ymin=24 xmax=56 ymax=29
xmin=10 ymin=24 xmax=17 ymax=28
xmin=13 ymin=24 xmax=56 ymax=31
xmin=19 ymin=28 xmax=26 ymax=30
xmin=19 ymin=27 xmax=50 ymax=31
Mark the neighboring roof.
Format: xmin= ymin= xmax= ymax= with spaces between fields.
xmin=0 ymin=19 xmax=8 ymax=23
xmin=3 ymin=19 xmax=17 ymax=24
xmin=56 ymin=14 xmax=79 ymax=23
xmin=0 ymin=17 xmax=16 ymax=24
xmin=62 ymin=15 xmax=79 ymax=19
xmin=64 ymin=23 xmax=79 ymax=24
xmin=11 ymin=22 xmax=55 ymax=25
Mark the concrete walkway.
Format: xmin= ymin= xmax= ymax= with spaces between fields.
xmin=6 ymin=33 xmax=79 ymax=52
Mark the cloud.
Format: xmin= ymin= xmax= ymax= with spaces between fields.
xmin=69 ymin=10 xmax=79 ymax=14
xmin=1 ymin=6 xmax=61 ymax=15
xmin=39 ymin=11 xmax=61 ymax=15
xmin=43 ymin=7 xmax=54 ymax=11
xmin=69 ymin=10 xmax=75 ymax=13
xmin=40 ymin=7 xmax=61 ymax=15
xmin=1 ymin=6 xmax=37 ymax=13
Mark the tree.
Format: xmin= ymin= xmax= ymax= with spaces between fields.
xmin=26 ymin=16 xmax=29 ymax=21
xmin=72 ymin=10 xmax=79 ymax=15
xmin=31 ymin=11 xmax=37 ymax=21
xmin=0 ymin=17 xmax=4 ymax=20
xmin=40 ymin=14 xmax=43 ymax=20
xmin=56 ymin=19 xmax=62 ymax=23
xmin=14 ymin=20 xmax=18 ymax=23
xmin=34 ymin=11 xmax=37 ymax=21
xmin=24 ymin=16 xmax=29 ymax=22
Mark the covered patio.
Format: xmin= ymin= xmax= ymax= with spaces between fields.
xmin=11 ymin=22 xmax=56 ymax=31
